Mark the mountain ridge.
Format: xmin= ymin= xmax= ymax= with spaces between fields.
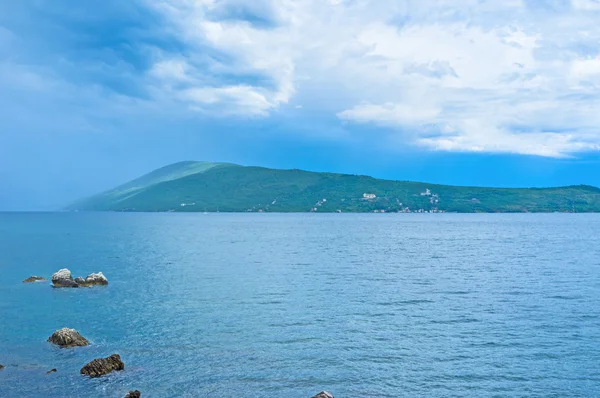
xmin=66 ymin=161 xmax=600 ymax=213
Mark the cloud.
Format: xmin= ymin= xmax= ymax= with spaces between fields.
xmin=338 ymin=103 xmax=441 ymax=126
xmin=143 ymin=0 xmax=295 ymax=116
xmin=572 ymin=0 xmax=600 ymax=10
xmin=140 ymin=0 xmax=600 ymax=156
xmin=570 ymin=58 xmax=600 ymax=86
xmin=3 ymin=0 xmax=600 ymax=156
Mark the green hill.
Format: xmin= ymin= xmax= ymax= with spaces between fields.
xmin=67 ymin=162 xmax=600 ymax=213
xmin=67 ymin=161 xmax=229 ymax=211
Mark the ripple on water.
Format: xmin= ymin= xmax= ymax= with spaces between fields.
xmin=1 ymin=212 xmax=600 ymax=397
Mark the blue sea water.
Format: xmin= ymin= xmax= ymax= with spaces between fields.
xmin=0 ymin=212 xmax=599 ymax=397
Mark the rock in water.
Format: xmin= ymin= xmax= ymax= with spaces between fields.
xmin=59 ymin=279 xmax=79 ymax=287
xmin=84 ymin=272 xmax=108 ymax=286
xmin=312 ymin=393 xmax=334 ymax=398
xmin=51 ymin=269 xmax=78 ymax=288
xmin=46 ymin=368 xmax=57 ymax=374
xmin=0 ymin=364 xmax=4 ymax=370
xmin=75 ymin=272 xmax=109 ymax=287
xmin=23 ymin=276 xmax=47 ymax=283
xmin=125 ymin=391 xmax=141 ymax=398
xmin=48 ymin=328 xmax=89 ymax=347
xmin=80 ymin=354 xmax=124 ymax=377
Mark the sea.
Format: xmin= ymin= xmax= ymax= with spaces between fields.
xmin=0 ymin=212 xmax=599 ymax=397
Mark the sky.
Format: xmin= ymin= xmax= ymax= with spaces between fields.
xmin=1 ymin=0 xmax=600 ymax=210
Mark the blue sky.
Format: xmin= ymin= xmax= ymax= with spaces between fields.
xmin=1 ymin=0 xmax=600 ymax=210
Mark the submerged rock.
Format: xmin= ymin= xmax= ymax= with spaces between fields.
xmin=0 ymin=364 xmax=4 ymax=370
xmin=48 ymin=328 xmax=89 ymax=348
xmin=125 ymin=391 xmax=141 ymax=398
xmin=80 ymin=354 xmax=124 ymax=378
xmin=23 ymin=276 xmax=47 ymax=283
xmin=312 ymin=393 xmax=334 ymax=398
xmin=51 ymin=269 xmax=78 ymax=288
xmin=46 ymin=368 xmax=57 ymax=374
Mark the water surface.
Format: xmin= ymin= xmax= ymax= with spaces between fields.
xmin=0 ymin=213 xmax=599 ymax=397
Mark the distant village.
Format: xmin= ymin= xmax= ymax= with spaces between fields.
xmin=174 ymin=188 xmax=450 ymax=213
xmin=354 ymin=191 xmax=445 ymax=213
xmin=237 ymin=188 xmax=447 ymax=213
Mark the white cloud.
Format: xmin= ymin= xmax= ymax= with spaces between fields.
xmin=149 ymin=59 xmax=192 ymax=83
xmin=145 ymin=0 xmax=600 ymax=157
xmin=572 ymin=0 xmax=600 ymax=10
xmin=182 ymin=85 xmax=275 ymax=116
xmin=570 ymin=58 xmax=600 ymax=87
xmin=144 ymin=0 xmax=296 ymax=116
xmin=339 ymin=102 xmax=441 ymax=126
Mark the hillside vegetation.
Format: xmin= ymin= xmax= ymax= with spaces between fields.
xmin=67 ymin=162 xmax=600 ymax=213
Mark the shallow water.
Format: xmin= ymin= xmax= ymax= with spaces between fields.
xmin=0 ymin=212 xmax=599 ymax=397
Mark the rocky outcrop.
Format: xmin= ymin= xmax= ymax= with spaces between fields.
xmin=51 ymin=268 xmax=108 ymax=287
xmin=46 ymin=368 xmax=57 ymax=374
xmin=51 ymin=269 xmax=78 ymax=288
xmin=312 ymin=393 xmax=334 ymax=398
xmin=57 ymin=279 xmax=79 ymax=287
xmin=80 ymin=354 xmax=124 ymax=378
xmin=48 ymin=328 xmax=89 ymax=347
xmin=60 ymin=279 xmax=79 ymax=287
xmin=0 ymin=364 xmax=4 ymax=370
xmin=125 ymin=391 xmax=141 ymax=398
xmin=23 ymin=276 xmax=47 ymax=283
xmin=76 ymin=272 xmax=108 ymax=287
